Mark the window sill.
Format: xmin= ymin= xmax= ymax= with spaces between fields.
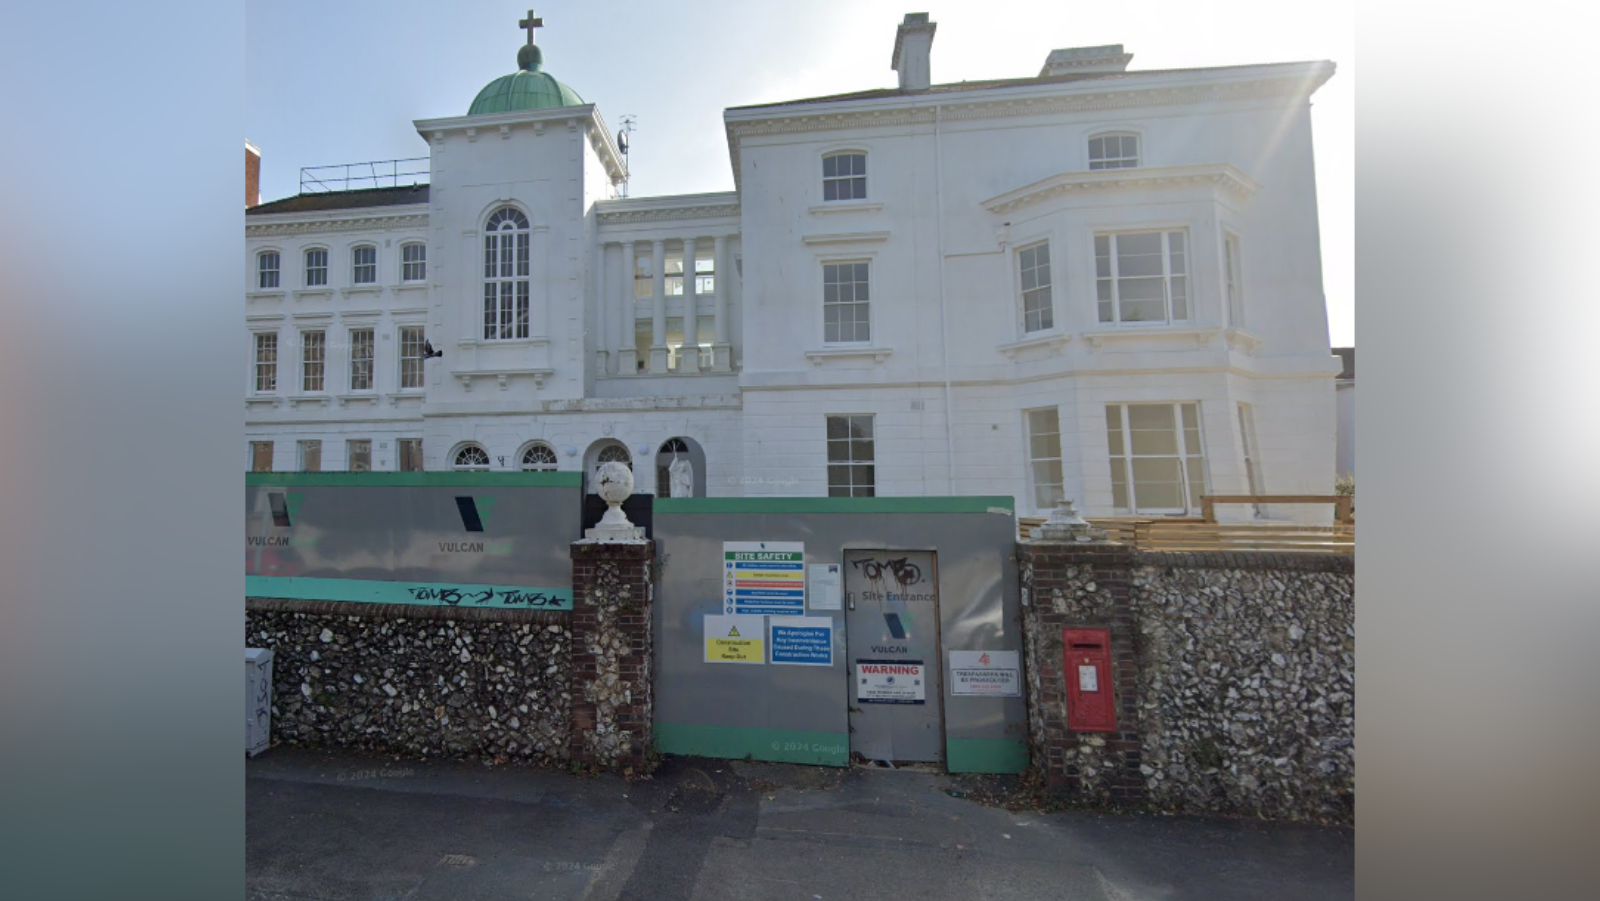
xmin=450 ymin=368 xmax=556 ymax=391
xmin=245 ymin=395 xmax=283 ymax=408
xmin=335 ymin=393 xmax=381 ymax=407
xmin=293 ymin=289 xmax=332 ymax=301
xmin=389 ymin=391 xmax=425 ymax=407
xmin=341 ymin=285 xmax=382 ymax=297
xmin=804 ymin=346 xmax=894 ymax=366
xmin=456 ymin=337 xmax=551 ymax=348
xmin=801 ymin=230 xmax=890 ymax=246
xmin=247 ymin=291 xmax=285 ymax=301
xmin=997 ymin=332 xmax=1071 ymax=359
xmin=394 ymin=282 xmax=428 ymax=292
xmin=1081 ymin=325 xmax=1220 ymax=349
xmin=288 ymin=394 xmax=332 ymax=407
xmin=807 ymin=201 xmax=884 ymax=216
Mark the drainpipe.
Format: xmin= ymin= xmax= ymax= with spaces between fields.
xmin=934 ymin=104 xmax=956 ymax=493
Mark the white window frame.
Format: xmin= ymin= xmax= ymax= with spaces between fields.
xmin=1025 ymin=407 xmax=1065 ymax=511
xmin=1094 ymin=229 xmax=1191 ymax=326
xmin=257 ymin=251 xmax=280 ymax=290
xmin=298 ymin=439 xmax=322 ymax=473
xmin=452 ymin=443 xmax=491 ymax=471
xmin=253 ymin=332 xmax=278 ymax=393
xmin=821 ymin=151 xmax=867 ymax=202
xmin=483 ymin=206 xmax=530 ymax=340
xmin=398 ymin=438 xmax=424 ymax=472
xmin=1017 ymin=240 xmax=1055 ymax=334
xmin=822 ymin=259 xmax=872 ymax=345
xmin=1088 ymin=132 xmax=1141 ymax=170
xmin=401 ymin=242 xmax=426 ymax=283
xmin=304 ymin=247 xmax=328 ymax=287
xmin=825 ymin=414 xmax=875 ymax=497
xmin=347 ymin=439 xmax=372 ymax=473
xmin=250 ymin=441 xmax=274 ymax=473
xmin=1237 ymin=402 xmax=1263 ymax=515
xmin=1105 ymin=402 xmax=1207 ymax=516
xmin=351 ymin=244 xmax=378 ymax=285
xmin=1224 ymin=230 xmax=1245 ymax=329
xmin=348 ymin=327 xmax=375 ymax=392
xmin=300 ymin=330 xmax=326 ymax=393
xmin=398 ymin=325 xmax=426 ymax=390
xmin=519 ymin=441 xmax=558 ymax=472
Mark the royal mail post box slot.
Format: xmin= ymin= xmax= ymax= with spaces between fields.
xmin=1063 ymin=628 xmax=1115 ymax=732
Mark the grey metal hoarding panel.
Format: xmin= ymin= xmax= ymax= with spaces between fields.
xmin=245 ymin=482 xmax=581 ymax=608
xmin=652 ymin=506 xmax=1024 ymax=769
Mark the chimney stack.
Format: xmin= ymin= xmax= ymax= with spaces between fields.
xmin=1039 ymin=45 xmax=1133 ymax=78
xmin=891 ymin=13 xmax=937 ymax=92
xmin=245 ymin=140 xmax=261 ymax=208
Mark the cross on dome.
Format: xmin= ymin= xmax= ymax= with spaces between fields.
xmin=519 ymin=10 xmax=543 ymax=46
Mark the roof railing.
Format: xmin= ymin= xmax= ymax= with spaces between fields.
xmin=299 ymin=157 xmax=430 ymax=194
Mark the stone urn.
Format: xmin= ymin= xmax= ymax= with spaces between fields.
xmin=587 ymin=461 xmax=643 ymax=540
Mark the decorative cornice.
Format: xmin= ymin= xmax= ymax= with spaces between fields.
xmin=596 ymin=194 xmax=741 ymax=227
xmin=982 ymin=163 xmax=1261 ymax=215
xmin=724 ymin=68 xmax=1330 ymax=189
xmin=246 ymin=212 xmax=428 ymax=238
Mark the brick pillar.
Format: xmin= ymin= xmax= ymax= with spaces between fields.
xmin=569 ymin=539 xmax=656 ymax=774
xmin=1018 ymin=539 xmax=1144 ymax=806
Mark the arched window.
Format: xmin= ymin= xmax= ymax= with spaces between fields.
xmin=452 ymin=444 xmax=490 ymax=470
xmin=597 ymin=445 xmax=631 ymax=468
xmin=1088 ymin=133 xmax=1140 ymax=170
xmin=822 ymin=152 xmax=867 ymax=201
xmin=483 ymin=207 xmax=530 ymax=340
xmin=520 ymin=442 xmax=558 ymax=471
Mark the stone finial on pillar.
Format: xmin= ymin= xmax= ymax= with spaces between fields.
xmin=1037 ymin=498 xmax=1108 ymax=542
xmin=585 ymin=461 xmax=644 ymax=541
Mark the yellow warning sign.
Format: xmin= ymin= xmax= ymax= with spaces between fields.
xmin=705 ymin=614 xmax=765 ymax=665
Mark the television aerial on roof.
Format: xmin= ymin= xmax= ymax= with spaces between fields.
xmin=617 ymin=114 xmax=636 ymax=197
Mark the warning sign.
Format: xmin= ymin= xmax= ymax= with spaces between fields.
xmin=856 ymin=659 xmax=925 ymax=704
xmin=704 ymin=614 xmax=765 ymax=664
xmin=949 ymin=650 xmax=1021 ymax=697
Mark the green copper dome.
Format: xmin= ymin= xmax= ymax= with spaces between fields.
xmin=468 ymin=44 xmax=584 ymax=115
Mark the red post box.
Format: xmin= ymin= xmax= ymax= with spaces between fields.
xmin=1063 ymin=628 xmax=1115 ymax=732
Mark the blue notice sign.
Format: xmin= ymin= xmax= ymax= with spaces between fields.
xmin=769 ymin=616 xmax=834 ymax=667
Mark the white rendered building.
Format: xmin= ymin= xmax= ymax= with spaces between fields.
xmin=245 ymin=13 xmax=1341 ymax=521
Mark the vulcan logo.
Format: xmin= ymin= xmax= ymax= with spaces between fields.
xmin=247 ymin=537 xmax=291 ymax=547
xmin=267 ymin=491 xmax=305 ymax=528
xmin=454 ymin=496 xmax=496 ymax=532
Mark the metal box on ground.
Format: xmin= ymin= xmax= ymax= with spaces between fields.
xmin=246 ymin=648 xmax=273 ymax=756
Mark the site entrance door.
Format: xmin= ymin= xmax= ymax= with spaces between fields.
xmin=842 ymin=550 xmax=944 ymax=763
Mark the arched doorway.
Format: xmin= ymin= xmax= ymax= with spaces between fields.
xmin=654 ymin=436 xmax=707 ymax=498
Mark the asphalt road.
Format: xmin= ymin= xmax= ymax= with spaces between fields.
xmin=247 ymin=747 xmax=1352 ymax=901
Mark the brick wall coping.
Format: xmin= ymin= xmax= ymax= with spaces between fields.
xmin=1018 ymin=541 xmax=1352 ymax=574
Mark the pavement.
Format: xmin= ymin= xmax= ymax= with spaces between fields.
xmin=247 ymin=747 xmax=1353 ymax=901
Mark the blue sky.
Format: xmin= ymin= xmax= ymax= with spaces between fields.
xmin=247 ymin=0 xmax=1353 ymax=345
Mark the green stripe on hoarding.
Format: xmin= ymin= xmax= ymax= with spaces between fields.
xmin=945 ymin=737 xmax=1030 ymax=774
xmin=654 ymin=723 xmax=849 ymax=767
xmin=245 ymin=471 xmax=582 ymax=488
xmin=655 ymin=496 xmax=1015 ymax=515
xmin=246 ymin=575 xmax=573 ymax=611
